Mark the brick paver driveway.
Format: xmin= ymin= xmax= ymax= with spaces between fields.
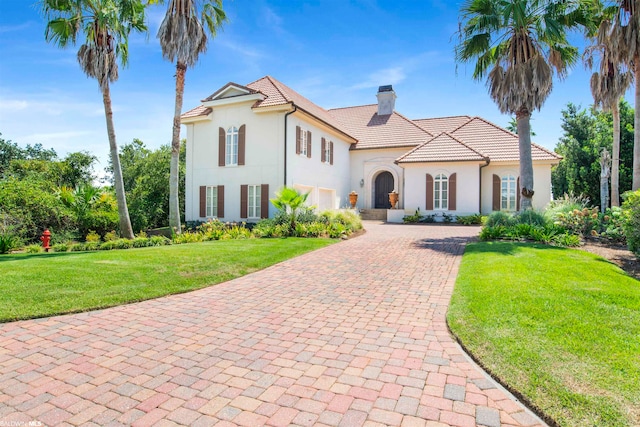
xmin=1 ymin=222 xmax=545 ymax=427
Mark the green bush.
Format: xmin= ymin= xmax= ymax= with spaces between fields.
xmin=545 ymin=193 xmax=590 ymax=222
xmin=70 ymin=243 xmax=86 ymax=252
xmin=456 ymin=214 xmax=483 ymax=225
xmin=52 ymin=243 xmax=69 ymax=252
xmin=25 ymin=244 xmax=43 ymax=253
xmin=485 ymin=211 xmax=515 ymax=227
xmin=514 ymin=210 xmax=547 ymax=226
xmin=84 ymin=242 xmax=101 ymax=251
xmin=104 ymin=231 xmax=118 ymax=242
xmin=114 ymin=239 xmax=132 ymax=250
xmin=85 ymin=230 xmax=101 ymax=243
xmin=173 ymin=231 xmax=204 ymax=244
xmin=403 ymin=208 xmax=423 ymax=223
xmin=150 ymin=235 xmax=171 ymax=246
xmin=553 ymin=233 xmax=581 ymax=247
xmin=622 ymin=190 xmax=640 ymax=253
xmin=596 ymin=207 xmax=626 ymax=243
xmin=0 ymin=234 xmax=17 ymax=254
xmin=100 ymin=241 xmax=117 ymax=250
xmin=132 ymin=237 xmax=152 ymax=248
xmin=222 ymin=225 xmax=252 ymax=240
xmin=554 ymin=207 xmax=599 ymax=237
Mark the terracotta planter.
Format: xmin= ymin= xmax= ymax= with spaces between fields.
xmin=388 ymin=191 xmax=399 ymax=209
xmin=349 ymin=191 xmax=358 ymax=209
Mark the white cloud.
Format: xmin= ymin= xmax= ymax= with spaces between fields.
xmin=0 ymin=22 xmax=33 ymax=33
xmin=351 ymin=67 xmax=407 ymax=90
xmin=217 ymin=39 xmax=265 ymax=59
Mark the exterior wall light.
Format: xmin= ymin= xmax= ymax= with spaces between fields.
xmin=360 ymin=179 xmax=364 ymax=187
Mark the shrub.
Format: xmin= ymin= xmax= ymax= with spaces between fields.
xmin=132 ymin=237 xmax=151 ymax=248
xmin=70 ymin=243 xmax=86 ymax=252
xmin=52 ymin=243 xmax=69 ymax=252
xmin=622 ymin=190 xmax=640 ymax=253
xmin=403 ymin=208 xmax=423 ymax=223
xmin=545 ymin=193 xmax=590 ymax=222
xmin=252 ymin=220 xmax=277 ymax=238
xmin=85 ymin=230 xmax=100 ymax=242
xmin=554 ymin=207 xmax=599 ymax=237
xmin=150 ymin=235 xmax=171 ymax=246
xmin=84 ymin=242 xmax=101 ymax=251
xmin=173 ymin=231 xmax=203 ymax=244
xmin=222 ymin=224 xmax=252 ymax=240
xmin=485 ymin=211 xmax=514 ymax=227
xmin=100 ymin=241 xmax=117 ymax=250
xmin=514 ymin=210 xmax=547 ymax=226
xmin=479 ymin=226 xmax=506 ymax=241
xmin=25 ymin=244 xmax=43 ymax=254
xmin=420 ymin=214 xmax=436 ymax=223
xmin=553 ymin=233 xmax=581 ymax=247
xmin=0 ymin=234 xmax=17 ymax=254
xmin=104 ymin=231 xmax=118 ymax=242
xmin=456 ymin=214 xmax=483 ymax=225
xmin=114 ymin=239 xmax=132 ymax=250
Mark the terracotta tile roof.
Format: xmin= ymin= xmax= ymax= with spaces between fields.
xmin=246 ymin=76 xmax=351 ymax=138
xmin=201 ymin=82 xmax=259 ymax=102
xmin=328 ymin=104 xmax=432 ymax=150
xmin=413 ymin=116 xmax=472 ymax=135
xmin=450 ymin=117 xmax=561 ymax=161
xmin=181 ymin=105 xmax=211 ymax=119
xmin=396 ymin=132 xmax=487 ymax=163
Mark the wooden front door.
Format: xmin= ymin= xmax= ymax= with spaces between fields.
xmin=374 ymin=172 xmax=394 ymax=208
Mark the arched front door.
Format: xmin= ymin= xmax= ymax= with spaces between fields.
xmin=374 ymin=171 xmax=394 ymax=208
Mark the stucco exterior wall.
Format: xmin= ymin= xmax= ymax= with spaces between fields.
xmin=286 ymin=114 xmax=353 ymax=210
xmin=402 ymin=162 xmax=483 ymax=216
xmin=185 ymin=100 xmax=284 ymax=222
xmin=348 ymin=148 xmax=408 ymax=209
xmin=481 ymin=162 xmax=555 ymax=213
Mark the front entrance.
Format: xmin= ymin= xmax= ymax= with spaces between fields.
xmin=374 ymin=171 xmax=394 ymax=208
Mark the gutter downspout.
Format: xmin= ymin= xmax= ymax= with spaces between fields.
xmin=479 ymin=158 xmax=490 ymax=213
xmin=283 ymin=104 xmax=297 ymax=187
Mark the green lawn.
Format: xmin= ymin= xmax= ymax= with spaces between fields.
xmin=448 ymin=242 xmax=640 ymax=427
xmin=0 ymin=238 xmax=334 ymax=322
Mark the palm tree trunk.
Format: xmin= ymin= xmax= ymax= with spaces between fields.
xmin=516 ymin=108 xmax=534 ymax=210
xmin=634 ymin=60 xmax=640 ymax=190
xmin=102 ymin=82 xmax=134 ymax=239
xmin=169 ymin=61 xmax=186 ymax=234
xmin=612 ymin=100 xmax=621 ymax=206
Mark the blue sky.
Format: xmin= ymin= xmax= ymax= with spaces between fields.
xmin=0 ymin=0 xmax=606 ymax=173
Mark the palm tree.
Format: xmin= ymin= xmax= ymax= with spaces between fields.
xmin=607 ymin=1 xmax=640 ymax=190
xmin=157 ymin=0 xmax=227 ymax=234
xmin=585 ymin=18 xmax=634 ymax=207
xmin=456 ymin=0 xmax=593 ymax=210
xmin=42 ymin=0 xmax=146 ymax=239
xmin=271 ymin=187 xmax=310 ymax=229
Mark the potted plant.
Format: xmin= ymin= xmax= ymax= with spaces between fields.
xmin=389 ymin=191 xmax=399 ymax=209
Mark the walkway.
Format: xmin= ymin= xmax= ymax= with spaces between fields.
xmin=0 ymin=222 xmax=545 ymax=427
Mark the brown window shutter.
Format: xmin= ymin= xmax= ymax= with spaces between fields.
xmin=426 ymin=174 xmax=434 ymax=210
xmin=217 ymin=185 xmax=224 ymax=218
xmin=517 ymin=176 xmax=521 ymax=210
xmin=330 ymin=141 xmax=334 ymax=165
xmin=238 ymin=124 xmax=246 ymax=166
xmin=493 ymin=174 xmax=501 ymax=211
xmin=240 ymin=185 xmax=248 ymax=218
xmin=449 ymin=173 xmax=457 ymax=211
xmin=261 ymin=184 xmax=269 ymax=219
xmin=296 ymin=126 xmax=301 ymax=154
xmin=306 ymin=131 xmax=312 ymax=158
xmin=218 ymin=127 xmax=225 ymax=167
xmin=199 ymin=186 xmax=206 ymax=217
xmin=321 ymin=138 xmax=326 ymax=163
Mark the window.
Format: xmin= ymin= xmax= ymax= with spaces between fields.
xmin=300 ymin=130 xmax=308 ymax=157
xmin=501 ymin=175 xmax=517 ymax=211
xmin=248 ymin=184 xmax=261 ymax=218
xmin=434 ymin=174 xmax=448 ymax=210
xmin=206 ymin=186 xmax=218 ymax=217
xmin=226 ymin=126 xmax=238 ymax=165
xmin=322 ymin=138 xmax=333 ymax=164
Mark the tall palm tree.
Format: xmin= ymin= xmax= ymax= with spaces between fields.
xmin=42 ymin=0 xmax=146 ymax=239
xmin=157 ymin=0 xmax=227 ymax=234
xmin=607 ymin=1 xmax=640 ymax=190
xmin=585 ymin=18 xmax=634 ymax=207
xmin=456 ymin=0 xmax=592 ymax=210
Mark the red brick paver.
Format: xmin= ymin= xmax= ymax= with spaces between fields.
xmin=0 ymin=222 xmax=546 ymax=426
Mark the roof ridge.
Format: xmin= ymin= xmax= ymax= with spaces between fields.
xmin=392 ymin=110 xmax=434 ymax=137
xmin=394 ymin=133 xmax=441 ymax=162
xmin=328 ymin=103 xmax=378 ymax=111
xmin=442 ymin=131 xmax=489 ymax=159
xmin=413 ymin=115 xmax=472 ymax=122
xmin=264 ymin=75 xmax=290 ymax=104
xmin=447 ymin=115 xmax=477 ymax=134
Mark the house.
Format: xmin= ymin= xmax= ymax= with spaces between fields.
xmin=181 ymin=76 xmax=561 ymax=223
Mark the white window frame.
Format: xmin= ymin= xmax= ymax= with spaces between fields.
xmin=434 ymin=174 xmax=448 ymax=210
xmin=226 ymin=126 xmax=238 ymax=166
xmin=248 ymin=184 xmax=261 ymax=219
xmin=206 ymin=186 xmax=218 ymax=218
xmin=300 ymin=129 xmax=308 ymax=157
xmin=324 ymin=141 xmax=331 ymax=164
xmin=502 ymin=175 xmax=517 ymax=211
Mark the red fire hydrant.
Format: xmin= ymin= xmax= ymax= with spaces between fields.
xmin=40 ymin=229 xmax=51 ymax=252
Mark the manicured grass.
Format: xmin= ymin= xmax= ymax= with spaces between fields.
xmin=0 ymin=238 xmax=334 ymax=322
xmin=448 ymin=242 xmax=640 ymax=427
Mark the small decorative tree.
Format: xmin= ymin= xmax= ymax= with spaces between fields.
xmin=270 ymin=187 xmax=310 ymax=229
